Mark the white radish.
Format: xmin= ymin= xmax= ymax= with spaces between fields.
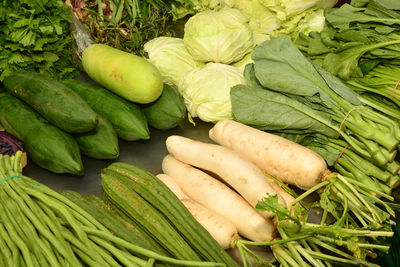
xmin=156 ymin=173 xmax=239 ymax=249
xmin=162 ymin=155 xmax=276 ymax=242
xmin=209 ymin=120 xmax=329 ymax=189
xmin=165 ymin=135 xmax=286 ymax=219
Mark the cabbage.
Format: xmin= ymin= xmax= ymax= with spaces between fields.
xmin=144 ymin=37 xmax=203 ymax=87
xmin=232 ymin=34 xmax=270 ymax=72
xmin=178 ymin=63 xmax=245 ymax=122
xmin=183 ymin=8 xmax=254 ymax=64
xmin=259 ymin=0 xmax=337 ymax=20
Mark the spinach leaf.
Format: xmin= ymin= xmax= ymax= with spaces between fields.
xmin=252 ymin=36 xmax=335 ymax=107
xmin=325 ymin=4 xmax=400 ymax=31
xmin=230 ymin=84 xmax=339 ymax=138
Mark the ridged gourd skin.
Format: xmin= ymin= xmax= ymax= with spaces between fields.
xmin=209 ymin=120 xmax=328 ymax=189
xmin=103 ymin=162 xmax=240 ymax=266
xmin=0 ymin=94 xmax=83 ymax=175
xmin=3 ymin=71 xmax=98 ymax=134
xmin=74 ymin=115 xmax=119 ymax=159
xmin=60 ymin=191 xmax=168 ymax=256
xmin=82 ymin=44 xmax=163 ymax=104
xmin=62 ymin=79 xmax=149 ymax=141
xmin=101 ymin=170 xmax=201 ymax=261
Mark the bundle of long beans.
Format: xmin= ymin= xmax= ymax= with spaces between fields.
xmin=0 ymin=151 xmax=223 ymax=267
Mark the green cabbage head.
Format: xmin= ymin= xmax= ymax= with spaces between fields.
xmin=183 ymin=7 xmax=254 ymax=64
xmin=144 ymin=37 xmax=203 ymax=87
xmin=178 ymin=63 xmax=245 ymax=122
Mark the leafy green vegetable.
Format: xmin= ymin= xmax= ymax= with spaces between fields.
xmin=71 ymin=0 xmax=188 ymax=56
xmin=232 ymin=35 xmax=400 ymax=167
xmin=0 ymin=0 xmax=78 ymax=81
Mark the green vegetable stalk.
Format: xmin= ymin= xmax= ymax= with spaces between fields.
xmin=0 ymin=151 xmax=225 ymax=266
xmin=239 ymin=191 xmax=396 ymax=267
xmin=231 ymin=35 xmax=400 ymax=167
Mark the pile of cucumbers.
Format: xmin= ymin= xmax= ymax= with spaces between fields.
xmin=0 ymin=71 xmax=186 ymax=175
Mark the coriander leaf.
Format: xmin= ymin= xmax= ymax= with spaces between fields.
xmin=256 ymin=194 xmax=291 ymax=221
xmin=39 ymin=26 xmax=53 ymax=34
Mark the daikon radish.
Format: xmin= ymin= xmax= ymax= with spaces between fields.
xmin=209 ymin=120 xmax=329 ymax=189
xmin=156 ymin=173 xmax=239 ymax=249
xmin=165 ymin=136 xmax=286 ymax=218
xmin=162 ymin=155 xmax=276 ymax=242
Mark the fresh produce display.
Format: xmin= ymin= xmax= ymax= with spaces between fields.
xmin=231 ymin=36 xmax=400 ymax=167
xmin=61 ymin=79 xmax=150 ymax=141
xmin=183 ymin=8 xmax=254 ymax=64
xmin=142 ymin=84 xmax=187 ymax=130
xmin=82 ymin=44 xmax=164 ymax=104
xmin=2 ymin=0 xmax=400 ymax=266
xmin=0 ymin=94 xmax=83 ymax=175
xmin=144 ymin=37 xmax=204 ymax=87
xmin=178 ymin=63 xmax=245 ymax=122
xmin=102 ymin=162 xmax=239 ymax=266
xmin=161 ymin=155 xmax=276 ymax=243
xmin=0 ymin=131 xmax=27 ymax=168
xmin=0 ymin=0 xmax=79 ymax=81
xmin=174 ymin=0 xmax=336 ymax=38
xmin=3 ymin=71 xmax=98 ymax=134
xmin=0 ymin=151 xmax=227 ymax=267
xmin=166 ymin=135 xmax=286 ymax=218
xmin=156 ymin=173 xmax=240 ymax=250
xmin=60 ymin=191 xmax=168 ymax=256
xmin=74 ymin=115 xmax=120 ymax=160
xmin=294 ymin=0 xmax=400 ymax=120
xmin=67 ymin=0 xmax=187 ymax=55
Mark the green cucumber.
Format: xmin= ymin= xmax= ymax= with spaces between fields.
xmin=103 ymin=163 xmax=239 ymax=266
xmin=3 ymin=71 xmax=98 ymax=134
xmin=75 ymin=115 xmax=119 ymax=159
xmin=62 ymin=79 xmax=149 ymax=141
xmin=142 ymin=84 xmax=186 ymax=130
xmin=0 ymin=94 xmax=83 ymax=175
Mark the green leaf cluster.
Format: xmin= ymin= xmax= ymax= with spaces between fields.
xmin=0 ymin=0 xmax=79 ymax=81
xmin=295 ymin=0 xmax=400 ymax=81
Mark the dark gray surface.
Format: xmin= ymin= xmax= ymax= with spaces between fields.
xmin=23 ymin=118 xmax=214 ymax=197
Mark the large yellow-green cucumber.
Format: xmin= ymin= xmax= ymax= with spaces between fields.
xmin=74 ymin=115 xmax=119 ymax=159
xmin=0 ymin=94 xmax=83 ymax=175
xmin=142 ymin=84 xmax=186 ymax=130
xmin=62 ymin=79 xmax=149 ymax=141
xmin=82 ymin=44 xmax=163 ymax=104
xmin=3 ymin=71 xmax=98 ymax=134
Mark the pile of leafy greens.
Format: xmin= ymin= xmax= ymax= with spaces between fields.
xmin=294 ymin=0 xmax=400 ymax=119
xmin=0 ymin=0 xmax=79 ymax=81
xmin=231 ymin=35 xmax=400 ymax=203
xmin=69 ymin=0 xmax=190 ymax=56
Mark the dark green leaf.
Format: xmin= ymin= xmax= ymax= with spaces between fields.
xmin=230 ymin=84 xmax=339 ymax=137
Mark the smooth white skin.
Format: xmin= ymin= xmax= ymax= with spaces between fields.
xmin=209 ymin=120 xmax=328 ymax=189
xmin=156 ymin=173 xmax=238 ymax=249
xmin=165 ymin=136 xmax=286 ymax=218
xmin=161 ymin=155 xmax=276 ymax=242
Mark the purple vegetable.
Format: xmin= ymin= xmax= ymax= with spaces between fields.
xmin=0 ymin=131 xmax=24 ymax=156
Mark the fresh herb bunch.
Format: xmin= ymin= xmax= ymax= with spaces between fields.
xmin=0 ymin=0 xmax=79 ymax=81
xmin=71 ymin=0 xmax=188 ymax=56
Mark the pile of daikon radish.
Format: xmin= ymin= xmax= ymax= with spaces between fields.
xmin=157 ymin=119 xmax=331 ymax=249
